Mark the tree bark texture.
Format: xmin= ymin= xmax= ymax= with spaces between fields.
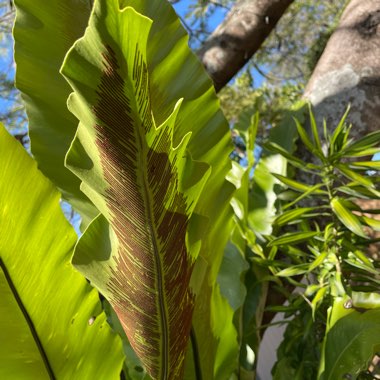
xmin=198 ymin=0 xmax=294 ymax=92
xmin=304 ymin=0 xmax=380 ymax=138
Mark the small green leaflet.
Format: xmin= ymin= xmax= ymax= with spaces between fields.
xmin=269 ymin=231 xmax=319 ymax=247
xmin=330 ymin=197 xmax=367 ymax=238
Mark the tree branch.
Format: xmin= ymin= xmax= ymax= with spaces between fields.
xmin=197 ymin=0 xmax=295 ymax=92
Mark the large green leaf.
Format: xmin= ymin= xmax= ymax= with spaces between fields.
xmin=0 ymin=125 xmax=124 ymax=378
xmin=120 ymin=0 xmax=236 ymax=303
xmin=61 ymin=0 xmax=234 ymax=378
xmin=13 ymin=0 xmax=97 ymax=224
xmin=318 ymin=297 xmax=380 ymax=380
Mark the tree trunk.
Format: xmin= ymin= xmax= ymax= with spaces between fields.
xmin=198 ymin=0 xmax=294 ymax=92
xmin=304 ymin=0 xmax=380 ymax=138
xmin=304 ymin=0 xmax=380 ymax=251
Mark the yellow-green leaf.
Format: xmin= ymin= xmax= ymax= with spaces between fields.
xmin=274 ymin=207 xmax=315 ymax=226
xmin=13 ymin=0 xmax=97 ymax=224
xmin=311 ymin=286 xmax=328 ymax=318
xmin=349 ymin=161 xmax=380 ymax=170
xmin=308 ymin=104 xmax=324 ymax=156
xmin=352 ymin=292 xmax=380 ymax=309
xmin=269 ymin=231 xmax=319 ymax=247
xmin=0 ymin=125 xmax=123 ymax=379
xmin=276 ymin=264 xmax=310 ymax=277
xmin=61 ymin=0 xmax=235 ymax=378
xmin=309 ymin=252 xmax=328 ymax=272
xmin=337 ymin=164 xmax=374 ymax=188
xmin=362 ymin=216 xmax=380 ymax=231
xmin=343 ymin=130 xmax=380 ymax=153
xmin=272 ymin=173 xmax=325 ymax=193
xmin=330 ymin=198 xmax=367 ymax=238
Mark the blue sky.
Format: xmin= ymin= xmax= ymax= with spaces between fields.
xmin=173 ymin=0 xmax=227 ymax=32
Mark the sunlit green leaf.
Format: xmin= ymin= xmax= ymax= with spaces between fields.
xmin=272 ymin=173 xmax=325 ymax=193
xmin=344 ymin=257 xmax=378 ymax=276
xmin=249 ymin=154 xmax=287 ymax=235
xmin=308 ymin=104 xmax=324 ymax=156
xmin=269 ymin=100 xmax=307 ymax=151
xmin=233 ymin=110 xmax=259 ymax=168
xmin=0 ymin=125 xmax=123 ymax=379
xmin=274 ymin=207 xmax=315 ymax=226
xmin=308 ymin=252 xmax=328 ymax=272
xmin=338 ymin=184 xmax=380 ymax=199
xmin=294 ymin=116 xmax=316 ymax=153
xmin=276 ymin=264 xmax=310 ymax=277
xmin=63 ymin=3 xmax=208 ymax=378
xmin=269 ymin=231 xmax=319 ymax=247
xmin=343 ymin=130 xmax=380 ymax=154
xmin=361 ymin=216 xmax=380 ymax=231
xmin=352 ymin=292 xmax=380 ymax=309
xmin=305 ymin=284 xmax=322 ymax=297
xmin=265 ymin=141 xmax=316 ymax=172
xmin=351 ymin=250 xmax=374 ymax=268
xmin=61 ymin=0 xmax=236 ymax=377
xmin=343 ymin=147 xmax=380 ymax=157
xmin=337 ymin=164 xmax=374 ymax=188
xmin=294 ymin=116 xmax=324 ymax=160
xmin=329 ymin=106 xmax=351 ymax=155
xmin=283 ymin=184 xmax=325 ymax=210
xmin=330 ymin=198 xmax=367 ymax=238
xmin=13 ymin=0 xmax=97 ymax=224
xmin=349 ymin=161 xmax=380 ymax=170
xmin=311 ymin=286 xmax=328 ymax=317
xmin=116 ymin=2 xmax=239 ymax=377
